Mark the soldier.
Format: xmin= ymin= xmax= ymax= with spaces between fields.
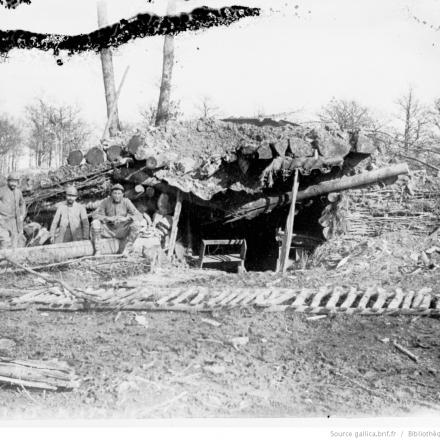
xmin=0 ymin=172 xmax=26 ymax=250
xmin=91 ymin=183 xmax=141 ymax=255
xmin=49 ymin=186 xmax=89 ymax=244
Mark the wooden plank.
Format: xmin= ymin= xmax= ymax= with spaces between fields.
xmin=401 ymin=290 xmax=415 ymax=309
xmin=412 ymin=290 xmax=426 ymax=308
xmin=291 ymin=288 xmax=314 ymax=307
xmin=189 ymin=288 xmax=210 ymax=305
xmin=418 ymin=288 xmax=432 ymax=309
xmin=358 ymin=287 xmax=376 ymax=309
xmin=340 ymin=287 xmax=358 ymax=309
xmin=371 ymin=287 xmax=389 ymax=310
xmin=202 ymin=254 xmax=242 ymax=263
xmin=279 ymin=169 xmax=299 ymax=273
xmin=168 ymin=190 xmax=182 ymax=258
xmin=388 ymin=288 xmax=404 ymax=309
xmin=310 ymin=286 xmax=330 ymax=308
xmin=326 ymin=286 xmax=344 ymax=309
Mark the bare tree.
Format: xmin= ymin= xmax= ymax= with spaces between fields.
xmin=155 ymin=0 xmax=178 ymax=126
xmin=26 ymin=99 xmax=90 ymax=168
xmin=97 ymin=0 xmax=120 ymax=136
xmin=319 ymin=99 xmax=377 ymax=131
xmin=0 ymin=115 xmax=22 ymax=174
xmin=196 ymin=96 xmax=219 ymax=119
xmin=395 ymin=88 xmax=431 ymax=152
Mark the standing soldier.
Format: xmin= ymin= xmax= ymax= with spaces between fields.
xmin=0 ymin=172 xmax=26 ymax=250
xmin=91 ymin=183 xmax=141 ymax=255
xmin=49 ymin=186 xmax=89 ymax=244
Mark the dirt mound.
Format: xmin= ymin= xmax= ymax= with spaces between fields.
xmin=132 ymin=118 xmax=354 ymax=163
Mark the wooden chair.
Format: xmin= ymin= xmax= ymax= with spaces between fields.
xmin=198 ymin=239 xmax=247 ymax=273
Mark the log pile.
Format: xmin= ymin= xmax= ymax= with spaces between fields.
xmin=13 ymin=119 xmax=375 ymax=220
xmin=0 ymin=358 xmax=79 ymax=390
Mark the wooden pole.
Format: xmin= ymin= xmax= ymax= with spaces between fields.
xmin=101 ymin=65 xmax=130 ymax=141
xmin=279 ymin=169 xmax=299 ymax=274
xmin=97 ymin=0 xmax=120 ymax=137
xmin=168 ymin=190 xmax=182 ymax=258
xmin=226 ymin=163 xmax=410 ymax=223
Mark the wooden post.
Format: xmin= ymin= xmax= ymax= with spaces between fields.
xmin=279 ymin=169 xmax=299 ymax=274
xmin=168 ymin=190 xmax=182 ymax=258
xmin=101 ymin=65 xmax=130 ymax=140
xmin=97 ymin=0 xmax=120 ymax=136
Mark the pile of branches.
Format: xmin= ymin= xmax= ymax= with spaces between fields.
xmin=327 ymin=170 xmax=440 ymax=239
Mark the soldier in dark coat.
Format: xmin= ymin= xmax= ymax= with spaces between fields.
xmin=0 ymin=172 xmax=26 ymax=249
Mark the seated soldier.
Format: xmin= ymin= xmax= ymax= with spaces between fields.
xmin=91 ymin=183 xmax=142 ymax=255
xmin=49 ymin=186 xmax=89 ymax=244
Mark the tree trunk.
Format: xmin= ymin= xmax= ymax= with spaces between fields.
xmin=0 ymin=239 xmax=120 ymax=266
xmin=97 ymin=0 xmax=120 ymax=136
xmin=155 ymin=0 xmax=177 ymax=127
xmin=155 ymin=36 xmax=174 ymax=126
xmin=226 ymin=163 xmax=410 ymax=222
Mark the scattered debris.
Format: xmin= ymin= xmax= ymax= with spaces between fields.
xmin=200 ymin=318 xmax=221 ymax=327
xmin=203 ymin=365 xmax=226 ymax=375
xmin=230 ymin=336 xmax=249 ymax=350
xmin=0 ymin=358 xmax=79 ymax=391
xmin=134 ymin=315 xmax=149 ymax=329
xmin=392 ymin=341 xmax=418 ymax=363
xmin=306 ymin=315 xmax=327 ymax=321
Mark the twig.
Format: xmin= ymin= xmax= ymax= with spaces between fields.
xmin=392 ymin=341 xmax=418 ymax=363
xmin=3 ymin=257 xmax=87 ymax=301
xmin=397 ymin=154 xmax=440 ymax=172
xmin=2 ymin=254 xmax=122 ymax=274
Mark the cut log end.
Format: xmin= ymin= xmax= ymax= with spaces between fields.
xmin=85 ymin=147 xmax=106 ymax=166
xmin=106 ymin=144 xmax=123 ymax=162
xmin=67 ymin=150 xmax=84 ymax=166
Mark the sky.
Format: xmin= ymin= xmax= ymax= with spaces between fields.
xmin=0 ymin=0 xmax=440 ymax=136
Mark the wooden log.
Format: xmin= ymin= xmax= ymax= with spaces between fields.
xmin=126 ymin=134 xmax=144 ymax=156
xmin=134 ymin=184 xmax=145 ymax=194
xmin=146 ymin=156 xmax=158 ymax=169
xmin=106 ymin=144 xmax=123 ymax=162
xmin=85 ymin=147 xmax=106 ymax=166
xmin=0 ymin=239 xmax=119 ymax=266
xmin=226 ymin=163 xmax=410 ymax=222
xmin=0 ymin=358 xmax=78 ymax=390
xmin=66 ymin=150 xmax=83 ymax=166
xmin=392 ymin=341 xmax=418 ymax=363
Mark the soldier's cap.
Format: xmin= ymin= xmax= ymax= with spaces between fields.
xmin=111 ymin=183 xmax=125 ymax=192
xmin=65 ymin=186 xmax=78 ymax=196
xmin=7 ymin=172 xmax=20 ymax=181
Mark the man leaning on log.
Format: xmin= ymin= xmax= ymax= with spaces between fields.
xmin=0 ymin=172 xmax=26 ymax=250
xmin=49 ymin=186 xmax=89 ymax=244
xmin=91 ymin=183 xmax=142 ymax=256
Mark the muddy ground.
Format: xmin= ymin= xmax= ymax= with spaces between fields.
xmin=0 ymin=232 xmax=440 ymax=419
